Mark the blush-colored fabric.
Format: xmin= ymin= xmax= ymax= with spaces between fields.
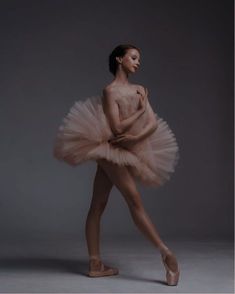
xmin=53 ymin=94 xmax=179 ymax=187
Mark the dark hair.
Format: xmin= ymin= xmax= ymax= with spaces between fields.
xmin=108 ymin=44 xmax=140 ymax=76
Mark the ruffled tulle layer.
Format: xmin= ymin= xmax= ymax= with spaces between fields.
xmin=53 ymin=95 xmax=179 ymax=187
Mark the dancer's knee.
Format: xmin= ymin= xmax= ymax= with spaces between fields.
xmin=122 ymin=188 xmax=143 ymax=210
xmin=89 ymin=200 xmax=107 ymax=214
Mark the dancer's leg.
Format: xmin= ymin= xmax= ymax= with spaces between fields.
xmin=97 ymin=159 xmax=178 ymax=273
xmin=85 ymin=163 xmax=119 ymax=277
xmin=85 ymin=163 xmax=113 ymax=260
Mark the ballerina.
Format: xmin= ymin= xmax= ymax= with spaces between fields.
xmin=53 ymin=44 xmax=180 ymax=286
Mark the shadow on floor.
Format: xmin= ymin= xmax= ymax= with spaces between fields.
xmin=119 ymin=274 xmax=167 ymax=285
xmin=0 ymin=257 xmax=88 ymax=275
xmin=0 ymin=256 xmax=168 ymax=285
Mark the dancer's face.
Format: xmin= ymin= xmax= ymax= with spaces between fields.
xmin=116 ymin=48 xmax=141 ymax=74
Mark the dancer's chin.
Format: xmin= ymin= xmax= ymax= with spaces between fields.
xmin=129 ymin=69 xmax=136 ymax=74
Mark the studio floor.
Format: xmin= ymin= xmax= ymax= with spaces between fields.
xmin=0 ymin=236 xmax=233 ymax=293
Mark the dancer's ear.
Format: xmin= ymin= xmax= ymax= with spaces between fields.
xmin=115 ymin=56 xmax=122 ymax=64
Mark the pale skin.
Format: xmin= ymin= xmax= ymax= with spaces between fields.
xmin=85 ymin=48 xmax=179 ymax=275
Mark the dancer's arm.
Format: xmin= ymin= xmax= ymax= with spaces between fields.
xmin=109 ymin=100 xmax=158 ymax=148
xmin=102 ymin=87 xmax=147 ymax=135
xmin=134 ymin=121 xmax=158 ymax=143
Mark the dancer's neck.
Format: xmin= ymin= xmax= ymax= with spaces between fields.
xmin=112 ymin=69 xmax=130 ymax=86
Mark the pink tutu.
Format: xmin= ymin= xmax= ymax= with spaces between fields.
xmin=53 ymin=94 xmax=179 ymax=187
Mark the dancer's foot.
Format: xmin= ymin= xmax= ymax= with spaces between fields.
xmin=160 ymin=248 xmax=180 ymax=286
xmin=87 ymin=258 xmax=119 ymax=277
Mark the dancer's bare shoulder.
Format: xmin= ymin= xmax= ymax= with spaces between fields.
xmin=101 ymin=85 xmax=120 ymax=118
xmin=102 ymin=84 xmax=123 ymax=104
xmin=102 ymin=84 xmax=117 ymax=96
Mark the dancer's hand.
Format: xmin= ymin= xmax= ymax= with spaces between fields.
xmin=108 ymin=134 xmax=138 ymax=149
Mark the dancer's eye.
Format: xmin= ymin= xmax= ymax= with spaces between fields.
xmin=132 ymin=56 xmax=140 ymax=62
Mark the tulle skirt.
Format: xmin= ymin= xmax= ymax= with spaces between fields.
xmin=53 ymin=95 xmax=179 ymax=187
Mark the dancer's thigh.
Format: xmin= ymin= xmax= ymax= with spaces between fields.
xmin=90 ymin=163 xmax=113 ymax=207
xmin=97 ymin=159 xmax=143 ymax=208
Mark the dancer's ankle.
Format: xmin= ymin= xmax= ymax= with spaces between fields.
xmin=158 ymin=244 xmax=170 ymax=254
xmin=89 ymin=255 xmax=101 ymax=261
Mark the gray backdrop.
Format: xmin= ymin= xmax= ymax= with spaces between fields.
xmin=0 ymin=0 xmax=233 ymax=242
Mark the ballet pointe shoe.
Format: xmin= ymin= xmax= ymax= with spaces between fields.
xmin=160 ymin=249 xmax=180 ymax=286
xmin=87 ymin=258 xmax=119 ymax=278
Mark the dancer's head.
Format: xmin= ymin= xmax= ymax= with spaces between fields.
xmin=109 ymin=44 xmax=141 ymax=76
